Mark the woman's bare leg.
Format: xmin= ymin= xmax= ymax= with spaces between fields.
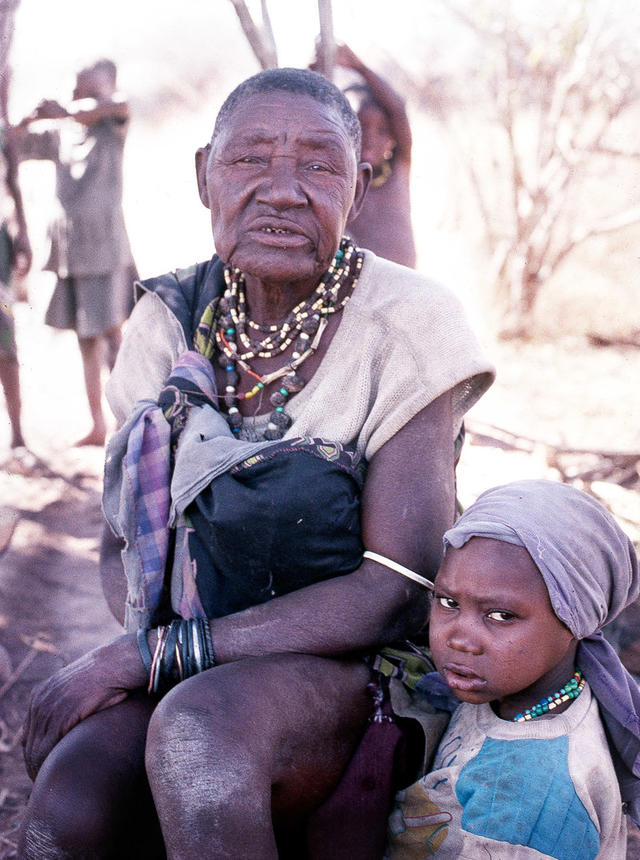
xmin=19 ymin=694 xmax=164 ymax=859
xmin=146 ymin=654 xmax=372 ymax=859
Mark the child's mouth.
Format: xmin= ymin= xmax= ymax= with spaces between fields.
xmin=442 ymin=664 xmax=488 ymax=693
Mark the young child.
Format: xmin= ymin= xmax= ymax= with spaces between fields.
xmin=387 ymin=479 xmax=640 ymax=859
xmin=15 ymin=59 xmax=137 ymax=447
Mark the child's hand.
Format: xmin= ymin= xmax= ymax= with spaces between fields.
xmin=334 ymin=44 xmax=363 ymax=73
xmin=33 ymin=99 xmax=68 ymax=120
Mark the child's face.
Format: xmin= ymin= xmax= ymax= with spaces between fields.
xmin=429 ymin=537 xmax=577 ymax=719
xmin=73 ymin=68 xmax=114 ymax=101
xmin=357 ymin=103 xmax=395 ymax=169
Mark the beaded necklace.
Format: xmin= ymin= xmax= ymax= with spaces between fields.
xmin=512 ymin=669 xmax=585 ymax=722
xmin=214 ymin=237 xmax=364 ymax=440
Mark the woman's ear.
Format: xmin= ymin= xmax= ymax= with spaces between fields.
xmin=195 ymin=144 xmax=211 ymax=208
xmin=347 ymin=161 xmax=372 ymax=223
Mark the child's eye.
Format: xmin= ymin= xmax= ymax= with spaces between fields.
xmin=434 ymin=594 xmax=458 ymax=611
xmin=487 ymin=609 xmax=515 ymax=622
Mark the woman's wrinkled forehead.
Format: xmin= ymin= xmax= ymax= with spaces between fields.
xmin=209 ymin=92 xmax=360 ymax=174
xmin=211 ymin=72 xmax=362 ymax=157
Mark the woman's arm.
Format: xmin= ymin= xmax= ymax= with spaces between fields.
xmin=1 ymin=73 xmax=32 ymax=274
xmin=210 ymin=390 xmax=454 ymax=662
xmin=22 ymin=632 xmax=147 ymax=779
xmin=24 ymin=391 xmax=454 ymax=773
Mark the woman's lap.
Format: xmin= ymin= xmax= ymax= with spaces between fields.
xmin=21 ymin=654 xmax=373 ymax=856
xmin=148 ymin=653 xmax=373 ymax=819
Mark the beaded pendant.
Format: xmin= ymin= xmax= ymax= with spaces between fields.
xmin=512 ymin=669 xmax=585 ymax=722
xmin=215 ymin=237 xmax=363 ymax=440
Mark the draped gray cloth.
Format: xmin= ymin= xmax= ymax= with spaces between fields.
xmin=443 ymin=479 xmax=640 ymax=823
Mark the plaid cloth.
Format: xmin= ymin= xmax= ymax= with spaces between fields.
xmin=104 ymin=350 xmax=218 ymax=628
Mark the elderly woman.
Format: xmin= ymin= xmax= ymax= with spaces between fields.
xmin=19 ymin=69 xmax=493 ymax=858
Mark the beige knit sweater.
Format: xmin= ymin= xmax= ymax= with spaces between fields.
xmin=107 ymin=251 xmax=494 ymax=460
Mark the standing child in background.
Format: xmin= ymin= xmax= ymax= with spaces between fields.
xmin=0 ymin=62 xmax=33 ymax=468
xmin=14 ymin=58 xmax=137 ymax=447
xmin=387 ymin=480 xmax=640 ymax=859
xmin=315 ymin=43 xmax=417 ymax=268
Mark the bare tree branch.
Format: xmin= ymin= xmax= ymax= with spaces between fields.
xmin=594 ymin=144 xmax=640 ymax=159
xmin=550 ymin=204 xmax=640 ymax=273
xmin=228 ymin=0 xmax=278 ymax=69
xmin=315 ymin=0 xmax=335 ymax=80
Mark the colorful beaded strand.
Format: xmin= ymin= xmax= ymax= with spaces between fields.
xmin=513 ymin=670 xmax=585 ymax=722
xmin=215 ymin=237 xmax=363 ymax=440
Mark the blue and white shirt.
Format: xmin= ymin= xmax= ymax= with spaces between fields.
xmin=386 ymin=683 xmax=627 ymax=859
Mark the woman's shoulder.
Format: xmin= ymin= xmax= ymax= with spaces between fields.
xmin=356 ymin=251 xmax=468 ymax=321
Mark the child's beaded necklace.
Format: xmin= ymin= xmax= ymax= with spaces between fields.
xmin=512 ymin=669 xmax=585 ymax=722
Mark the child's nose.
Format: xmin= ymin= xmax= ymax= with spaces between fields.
xmin=446 ymin=622 xmax=483 ymax=655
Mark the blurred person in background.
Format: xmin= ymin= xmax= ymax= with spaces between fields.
xmin=14 ymin=58 xmax=137 ymax=447
xmin=0 ymin=0 xmax=34 ymax=471
xmin=313 ymin=43 xmax=417 ymax=269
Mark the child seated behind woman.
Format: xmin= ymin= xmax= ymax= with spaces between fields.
xmin=387 ymin=479 xmax=640 ymax=859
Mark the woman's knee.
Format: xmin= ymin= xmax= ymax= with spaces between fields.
xmin=146 ymin=671 xmax=261 ymax=779
xmin=19 ymin=697 xmax=155 ymax=859
xmin=20 ymin=743 xmax=118 ymax=858
xmin=145 ymin=655 xmax=371 ymax=798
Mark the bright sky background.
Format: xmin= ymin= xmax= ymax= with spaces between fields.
xmin=9 ymin=0 xmax=455 ymax=113
xmin=9 ymin=0 xmax=466 ymax=283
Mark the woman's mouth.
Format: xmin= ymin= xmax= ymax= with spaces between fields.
xmin=442 ymin=664 xmax=487 ymax=693
xmin=251 ymin=225 xmax=308 ymax=247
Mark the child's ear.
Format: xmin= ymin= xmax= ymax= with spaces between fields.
xmin=195 ymin=145 xmax=211 ymax=209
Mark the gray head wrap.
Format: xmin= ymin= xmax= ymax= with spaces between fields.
xmin=443 ymin=480 xmax=640 ymax=821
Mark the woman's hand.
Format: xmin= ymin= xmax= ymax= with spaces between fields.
xmin=22 ymin=633 xmax=147 ymax=779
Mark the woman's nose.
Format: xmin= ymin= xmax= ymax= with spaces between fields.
xmin=257 ymin=157 xmax=306 ymax=208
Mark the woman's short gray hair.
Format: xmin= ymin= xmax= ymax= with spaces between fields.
xmin=212 ymin=67 xmax=362 ymax=159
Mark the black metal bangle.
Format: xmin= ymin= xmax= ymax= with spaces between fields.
xmin=159 ymin=620 xmax=180 ymax=692
xmin=201 ymin=618 xmax=216 ymax=670
xmin=136 ymin=627 xmax=153 ymax=673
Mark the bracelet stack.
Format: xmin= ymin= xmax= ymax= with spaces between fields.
xmin=137 ymin=618 xmax=215 ymax=695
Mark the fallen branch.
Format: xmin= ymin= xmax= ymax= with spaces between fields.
xmin=0 ymin=650 xmax=37 ymax=701
xmin=0 ymin=633 xmax=58 ymax=702
xmin=467 ymin=421 xmax=640 ymax=461
xmin=587 ymin=332 xmax=640 ymax=350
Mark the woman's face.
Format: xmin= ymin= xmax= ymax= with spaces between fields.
xmin=429 ymin=537 xmax=577 ymax=719
xmin=196 ymin=91 xmax=369 ymax=295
